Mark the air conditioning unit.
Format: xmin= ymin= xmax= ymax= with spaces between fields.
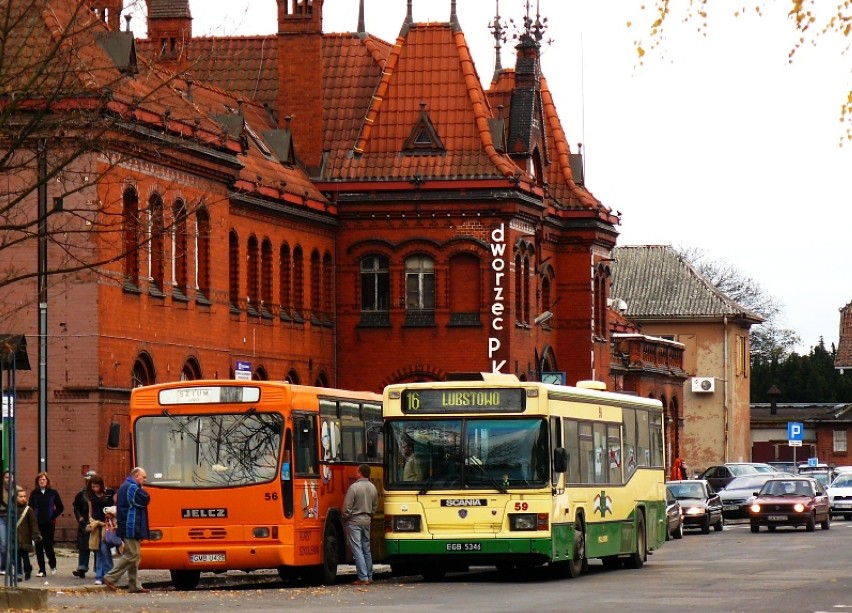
xmin=691 ymin=377 xmax=715 ymax=393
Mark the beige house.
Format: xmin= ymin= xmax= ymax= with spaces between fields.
xmin=611 ymin=246 xmax=764 ymax=473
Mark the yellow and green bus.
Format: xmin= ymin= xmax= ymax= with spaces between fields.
xmin=382 ymin=373 xmax=666 ymax=579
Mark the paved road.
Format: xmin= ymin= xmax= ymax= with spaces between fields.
xmin=15 ymin=519 xmax=852 ymax=612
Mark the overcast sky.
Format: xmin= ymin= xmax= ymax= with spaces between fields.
xmin=129 ymin=0 xmax=852 ymax=354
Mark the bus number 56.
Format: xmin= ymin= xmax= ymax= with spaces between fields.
xmin=265 ymin=492 xmax=279 ymax=501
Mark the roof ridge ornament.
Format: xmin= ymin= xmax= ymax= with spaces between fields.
xmin=489 ymin=0 xmax=507 ymax=81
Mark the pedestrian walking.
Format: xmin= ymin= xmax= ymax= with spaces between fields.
xmin=341 ymin=464 xmax=378 ymax=585
xmin=15 ymin=486 xmax=41 ymax=581
xmin=86 ymin=474 xmax=116 ymax=586
xmin=72 ymin=470 xmax=97 ymax=578
xmin=29 ymin=472 xmax=63 ymax=577
xmin=104 ymin=467 xmax=150 ymax=593
xmin=0 ymin=470 xmax=11 ymax=575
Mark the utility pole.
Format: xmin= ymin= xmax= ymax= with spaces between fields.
xmin=37 ymin=139 xmax=48 ymax=472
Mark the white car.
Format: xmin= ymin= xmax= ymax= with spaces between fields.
xmin=827 ymin=473 xmax=852 ymax=520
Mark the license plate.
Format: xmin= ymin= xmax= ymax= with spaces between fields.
xmin=767 ymin=515 xmax=787 ymax=521
xmin=836 ymin=503 xmax=852 ymax=509
xmin=446 ymin=542 xmax=481 ymax=552
xmin=190 ymin=553 xmax=225 ymax=563
xmin=723 ymin=505 xmax=739 ymax=511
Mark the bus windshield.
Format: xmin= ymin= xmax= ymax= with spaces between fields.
xmin=386 ymin=418 xmax=548 ymax=490
xmin=136 ymin=411 xmax=284 ymax=488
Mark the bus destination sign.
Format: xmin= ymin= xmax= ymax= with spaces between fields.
xmin=401 ymin=388 xmax=524 ymax=414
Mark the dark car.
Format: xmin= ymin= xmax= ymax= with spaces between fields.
xmin=697 ymin=464 xmax=761 ymax=491
xmin=665 ymin=486 xmax=684 ymax=540
xmin=719 ymin=473 xmax=793 ymax=519
xmin=667 ymin=479 xmax=724 ymax=534
xmin=748 ymin=477 xmax=831 ymax=532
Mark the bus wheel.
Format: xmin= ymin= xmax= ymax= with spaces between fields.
xmin=565 ymin=522 xmax=586 ymax=578
xmin=170 ymin=570 xmax=200 ymax=591
xmin=624 ymin=513 xmax=646 ymax=569
xmin=308 ymin=523 xmax=341 ymax=585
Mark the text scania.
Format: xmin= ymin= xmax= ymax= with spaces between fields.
xmin=489 ymin=224 xmax=507 ymax=373
xmin=440 ymin=391 xmax=502 ymax=407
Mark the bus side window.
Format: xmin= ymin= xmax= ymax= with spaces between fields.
xmin=295 ymin=415 xmax=318 ymax=477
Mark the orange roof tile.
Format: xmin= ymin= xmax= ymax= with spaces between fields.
xmin=334 ymin=22 xmax=521 ymax=182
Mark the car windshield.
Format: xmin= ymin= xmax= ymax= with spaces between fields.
xmin=759 ymin=480 xmax=813 ymax=497
xmin=728 ymin=464 xmax=760 ymax=476
xmin=725 ymin=475 xmax=772 ymax=491
xmin=831 ymin=476 xmax=852 ymax=488
xmin=750 ymin=464 xmax=776 ymax=473
xmin=668 ymin=482 xmax=706 ymax=499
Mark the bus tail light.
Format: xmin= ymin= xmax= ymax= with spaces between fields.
xmin=388 ymin=515 xmax=421 ymax=533
xmin=148 ymin=530 xmax=163 ymax=541
xmin=252 ymin=527 xmax=271 ymax=538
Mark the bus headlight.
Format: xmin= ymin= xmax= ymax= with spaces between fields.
xmin=148 ymin=530 xmax=163 ymax=541
xmin=509 ymin=513 xmax=537 ymax=531
xmin=392 ymin=515 xmax=421 ymax=533
xmin=252 ymin=527 xmax=271 ymax=538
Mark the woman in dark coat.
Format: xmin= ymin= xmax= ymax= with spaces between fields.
xmin=29 ymin=472 xmax=64 ymax=577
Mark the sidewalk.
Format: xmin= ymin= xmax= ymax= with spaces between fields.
xmin=2 ymin=547 xmax=379 ymax=593
xmin=2 ymin=547 xmax=172 ymax=593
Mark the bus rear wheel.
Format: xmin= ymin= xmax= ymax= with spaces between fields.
xmin=624 ymin=513 xmax=646 ymax=569
xmin=170 ymin=569 xmax=200 ymax=591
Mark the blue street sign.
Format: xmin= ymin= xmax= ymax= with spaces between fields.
xmin=235 ymin=360 xmax=252 ymax=381
xmin=787 ymin=422 xmax=804 ymax=441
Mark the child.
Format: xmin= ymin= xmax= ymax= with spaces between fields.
xmin=16 ymin=486 xmax=41 ymax=581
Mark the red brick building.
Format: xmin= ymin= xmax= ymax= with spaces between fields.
xmin=2 ymin=0 xmax=684 ymax=540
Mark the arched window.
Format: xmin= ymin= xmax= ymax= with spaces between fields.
xmin=195 ymin=207 xmax=211 ymax=298
xmin=253 ymin=366 xmax=269 ymax=381
xmin=361 ymin=255 xmax=389 ymax=312
xmin=180 ymin=357 xmax=202 ymax=381
xmin=149 ymin=193 xmax=165 ymax=293
xmin=523 ymin=255 xmax=531 ymax=325
xmin=131 ymin=352 xmax=156 ymax=388
xmin=323 ymin=251 xmax=333 ymax=322
xmin=247 ymin=235 xmax=259 ymax=314
xmin=594 ymin=265 xmax=609 ymax=340
xmin=514 ymin=253 xmax=523 ymax=324
xmin=541 ymin=276 xmax=552 ymax=312
xmin=122 ymin=187 xmax=140 ymax=285
xmin=229 ymin=230 xmax=240 ymax=309
xmin=314 ymin=372 xmax=329 ymax=388
xmin=310 ymin=249 xmax=321 ymax=318
xmin=284 ymin=369 xmax=300 ymax=384
xmin=448 ymin=253 xmax=480 ymax=325
xmin=293 ymin=246 xmax=304 ymax=313
xmin=279 ymin=243 xmax=292 ymax=318
xmin=405 ymin=255 xmax=434 ymax=310
xmin=261 ymin=239 xmax=273 ymax=314
xmin=172 ymin=199 xmax=188 ymax=296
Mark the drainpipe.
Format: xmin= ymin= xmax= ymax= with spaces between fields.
xmin=722 ymin=315 xmax=729 ymax=463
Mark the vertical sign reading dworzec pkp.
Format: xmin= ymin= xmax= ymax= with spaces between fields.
xmin=488 ymin=224 xmax=507 ymax=373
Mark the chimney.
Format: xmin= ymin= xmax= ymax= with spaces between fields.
xmin=91 ymin=0 xmax=124 ymax=31
xmin=277 ymin=0 xmax=324 ymax=176
xmin=145 ymin=0 xmax=193 ymax=70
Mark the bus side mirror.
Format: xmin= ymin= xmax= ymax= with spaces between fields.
xmin=553 ymin=447 xmax=568 ymax=474
xmin=107 ymin=422 xmax=120 ymax=449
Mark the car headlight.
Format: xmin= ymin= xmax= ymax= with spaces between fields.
xmin=750 ymin=504 xmax=761 ymax=513
xmin=685 ymin=507 xmax=705 ymax=516
xmin=793 ymin=503 xmax=805 ymax=513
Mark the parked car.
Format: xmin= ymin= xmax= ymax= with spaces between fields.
xmin=697 ymin=463 xmax=761 ymax=491
xmin=667 ymin=479 xmax=724 ymax=534
xmin=748 ymin=477 xmax=830 ymax=532
xmin=768 ymin=461 xmax=797 ymax=474
xmin=665 ymin=486 xmax=684 ymax=540
xmin=719 ymin=473 xmax=791 ymax=519
xmin=827 ymin=473 xmax=852 ymax=520
xmin=797 ymin=464 xmax=833 ymax=487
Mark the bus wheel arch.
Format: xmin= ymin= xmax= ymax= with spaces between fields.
xmin=308 ymin=513 xmax=344 ymax=585
xmin=624 ymin=509 xmax=647 ymax=569
xmin=566 ymin=511 xmax=586 ymax=578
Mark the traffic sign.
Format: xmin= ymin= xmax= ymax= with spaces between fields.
xmin=787 ymin=421 xmax=804 ymax=442
xmin=235 ymin=360 xmax=252 ymax=381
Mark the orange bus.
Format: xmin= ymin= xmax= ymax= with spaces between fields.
xmin=117 ymin=380 xmax=383 ymax=590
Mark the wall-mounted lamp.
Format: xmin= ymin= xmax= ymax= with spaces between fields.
xmin=533 ymin=311 xmax=553 ymax=326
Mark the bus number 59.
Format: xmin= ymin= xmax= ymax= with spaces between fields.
xmin=514 ymin=502 xmax=528 ymax=511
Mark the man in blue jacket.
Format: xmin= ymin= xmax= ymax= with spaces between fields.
xmin=104 ymin=467 xmax=150 ymax=593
